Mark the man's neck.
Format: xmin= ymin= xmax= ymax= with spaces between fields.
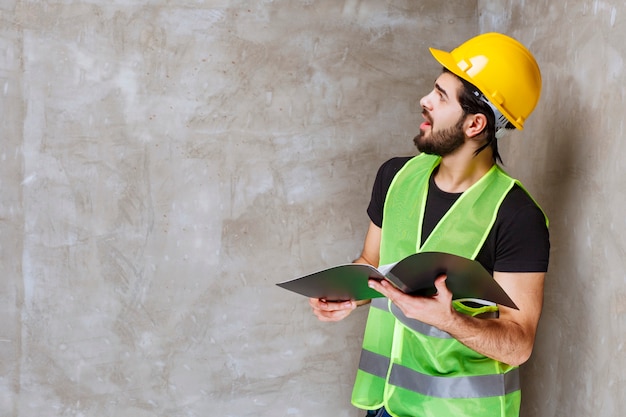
xmin=433 ymin=148 xmax=495 ymax=193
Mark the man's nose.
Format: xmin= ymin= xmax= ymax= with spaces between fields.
xmin=419 ymin=93 xmax=432 ymax=110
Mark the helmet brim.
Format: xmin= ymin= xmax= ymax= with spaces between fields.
xmin=429 ymin=47 xmax=470 ymax=85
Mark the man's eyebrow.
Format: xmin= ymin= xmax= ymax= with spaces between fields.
xmin=434 ymin=82 xmax=449 ymax=99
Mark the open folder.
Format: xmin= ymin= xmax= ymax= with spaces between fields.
xmin=276 ymin=251 xmax=518 ymax=309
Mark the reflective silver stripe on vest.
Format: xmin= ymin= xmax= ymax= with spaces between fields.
xmin=372 ymin=298 xmax=497 ymax=337
xmin=371 ymin=297 xmax=452 ymax=339
xmin=390 ymin=303 xmax=453 ymax=339
xmin=359 ymin=349 xmax=520 ymax=399
xmin=370 ymin=297 xmax=388 ymax=310
xmin=389 ymin=364 xmax=520 ymax=398
xmin=358 ymin=349 xmax=390 ymax=379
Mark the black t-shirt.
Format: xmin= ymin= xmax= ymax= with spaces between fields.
xmin=367 ymin=157 xmax=550 ymax=274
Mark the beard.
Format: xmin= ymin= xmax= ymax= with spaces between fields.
xmin=413 ymin=115 xmax=465 ymax=157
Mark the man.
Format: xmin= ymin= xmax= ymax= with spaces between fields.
xmin=309 ymin=33 xmax=549 ymax=417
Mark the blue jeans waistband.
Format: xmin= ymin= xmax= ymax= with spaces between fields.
xmin=366 ymin=408 xmax=392 ymax=417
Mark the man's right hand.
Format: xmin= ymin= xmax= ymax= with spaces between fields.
xmin=309 ymin=298 xmax=358 ymax=322
xmin=310 ymin=221 xmax=380 ymax=322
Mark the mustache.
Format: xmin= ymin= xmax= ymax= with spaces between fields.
xmin=422 ymin=109 xmax=432 ymax=123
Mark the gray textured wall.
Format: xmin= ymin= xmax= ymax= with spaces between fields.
xmin=0 ymin=2 xmax=478 ymax=416
xmin=3 ymin=1 xmax=625 ymax=416
xmin=479 ymin=2 xmax=626 ymax=417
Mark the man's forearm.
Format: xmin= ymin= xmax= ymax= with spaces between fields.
xmin=368 ymin=273 xmax=543 ymax=367
xmin=442 ymin=311 xmax=535 ymax=366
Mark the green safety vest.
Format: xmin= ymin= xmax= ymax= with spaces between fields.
xmin=351 ymin=153 xmax=547 ymax=417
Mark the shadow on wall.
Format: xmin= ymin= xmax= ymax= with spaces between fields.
xmin=519 ymin=71 xmax=594 ymax=417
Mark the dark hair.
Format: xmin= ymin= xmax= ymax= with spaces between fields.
xmin=443 ymin=68 xmax=514 ymax=164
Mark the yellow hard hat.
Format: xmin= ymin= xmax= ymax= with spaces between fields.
xmin=429 ymin=32 xmax=541 ymax=130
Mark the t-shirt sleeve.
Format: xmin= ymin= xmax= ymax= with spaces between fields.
xmin=367 ymin=157 xmax=413 ymax=227
xmin=492 ymin=187 xmax=550 ymax=273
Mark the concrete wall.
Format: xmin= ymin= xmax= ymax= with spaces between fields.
xmin=0 ymin=1 xmax=478 ymax=416
xmin=4 ymin=1 xmax=624 ymax=416
xmin=478 ymin=2 xmax=626 ymax=417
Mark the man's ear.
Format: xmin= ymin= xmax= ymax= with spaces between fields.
xmin=464 ymin=113 xmax=488 ymax=139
